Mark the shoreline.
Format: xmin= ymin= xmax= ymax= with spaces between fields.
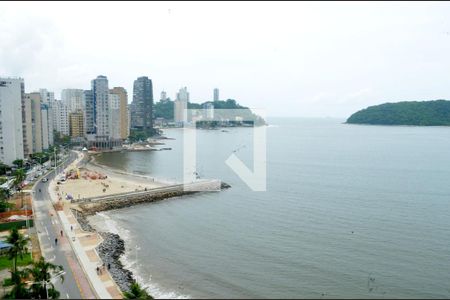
xmin=71 ymin=208 xmax=136 ymax=294
xmin=69 ymin=151 xmax=230 ymax=299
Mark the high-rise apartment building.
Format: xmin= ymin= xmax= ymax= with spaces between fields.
xmin=62 ymin=89 xmax=84 ymax=113
xmin=130 ymin=76 xmax=153 ymax=131
xmin=0 ymin=78 xmax=25 ymax=164
xmin=69 ymin=111 xmax=84 ymax=138
xmin=92 ymin=75 xmax=110 ymax=138
xmin=52 ymin=100 xmax=69 ymax=136
xmin=22 ymin=94 xmax=33 ymax=157
xmin=83 ymin=90 xmax=95 ymax=135
xmin=110 ymin=87 xmax=129 ymax=140
xmin=108 ymin=93 xmax=121 ymax=140
xmin=39 ymin=89 xmax=54 ymax=146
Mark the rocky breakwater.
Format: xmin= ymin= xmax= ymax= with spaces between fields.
xmin=78 ymin=182 xmax=231 ymax=215
xmin=71 ymin=208 xmax=135 ymax=294
xmin=97 ymin=232 xmax=134 ymax=292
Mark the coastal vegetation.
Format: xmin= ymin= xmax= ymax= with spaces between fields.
xmin=347 ymin=100 xmax=450 ymax=126
xmin=3 ymin=228 xmax=64 ymax=299
xmin=123 ymin=282 xmax=152 ymax=299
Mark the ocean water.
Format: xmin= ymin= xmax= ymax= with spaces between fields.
xmin=94 ymin=118 xmax=450 ymax=299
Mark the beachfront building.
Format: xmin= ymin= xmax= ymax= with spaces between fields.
xmin=27 ymin=93 xmax=43 ymax=153
xmin=0 ymin=77 xmax=25 ymax=165
xmin=110 ymin=87 xmax=129 ymax=140
xmin=85 ymin=76 xmax=122 ymax=149
xmin=69 ymin=110 xmax=84 ymax=138
xmin=214 ymin=88 xmax=219 ymax=102
xmin=92 ymin=75 xmax=110 ymax=138
xmin=22 ymin=93 xmax=33 ymax=158
xmin=39 ymin=88 xmax=54 ymax=146
xmin=174 ymin=87 xmax=189 ymax=124
xmin=52 ymin=100 xmax=70 ymax=136
xmin=62 ymin=89 xmax=84 ymax=113
xmin=130 ymin=76 xmax=153 ymax=132
xmin=27 ymin=92 xmax=55 ymax=152
xmin=108 ymin=93 xmax=121 ymax=140
xmin=83 ymin=90 xmax=95 ymax=135
xmin=40 ymin=104 xmax=51 ymax=150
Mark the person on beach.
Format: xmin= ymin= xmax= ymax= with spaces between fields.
xmin=70 ymin=225 xmax=73 ymax=231
xmin=60 ymin=230 xmax=63 ymax=237
xmin=55 ymin=238 xmax=58 ymax=245
xmin=96 ymin=266 xmax=99 ymax=275
xmin=107 ymin=263 xmax=111 ymax=270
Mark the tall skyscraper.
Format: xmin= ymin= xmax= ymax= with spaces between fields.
xmin=110 ymin=87 xmax=129 ymax=140
xmin=174 ymin=87 xmax=189 ymax=123
xmin=69 ymin=111 xmax=84 ymax=138
xmin=214 ymin=88 xmax=219 ymax=101
xmin=108 ymin=93 xmax=121 ymax=140
xmin=22 ymin=94 xmax=33 ymax=157
xmin=28 ymin=93 xmax=44 ymax=153
xmin=92 ymin=75 xmax=110 ymax=138
xmin=131 ymin=76 xmax=153 ymax=132
xmin=83 ymin=90 xmax=95 ymax=135
xmin=52 ymin=100 xmax=69 ymax=136
xmin=62 ymin=89 xmax=84 ymax=113
xmin=40 ymin=104 xmax=50 ymax=149
xmin=39 ymin=89 xmax=54 ymax=146
xmin=0 ymin=78 xmax=25 ymax=164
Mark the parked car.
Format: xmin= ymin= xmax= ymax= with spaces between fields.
xmin=41 ymin=178 xmax=48 ymax=183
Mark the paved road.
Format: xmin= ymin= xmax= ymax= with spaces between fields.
xmin=32 ymin=151 xmax=96 ymax=299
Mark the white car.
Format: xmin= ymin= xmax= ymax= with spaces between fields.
xmin=41 ymin=178 xmax=48 ymax=183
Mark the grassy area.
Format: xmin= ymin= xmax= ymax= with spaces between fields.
xmin=0 ymin=254 xmax=33 ymax=271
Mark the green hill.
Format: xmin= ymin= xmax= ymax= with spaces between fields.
xmin=346 ymin=100 xmax=450 ymax=126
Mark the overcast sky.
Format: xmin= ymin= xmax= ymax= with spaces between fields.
xmin=2 ymin=1 xmax=450 ymax=118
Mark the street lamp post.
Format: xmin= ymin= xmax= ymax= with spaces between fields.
xmin=28 ymin=270 xmax=65 ymax=299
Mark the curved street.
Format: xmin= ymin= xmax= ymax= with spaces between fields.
xmin=32 ymin=151 xmax=96 ymax=299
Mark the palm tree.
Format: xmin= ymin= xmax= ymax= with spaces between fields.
xmin=123 ymin=282 xmax=153 ymax=299
xmin=27 ymin=257 xmax=64 ymax=299
xmin=13 ymin=168 xmax=26 ymax=208
xmin=6 ymin=227 xmax=30 ymax=279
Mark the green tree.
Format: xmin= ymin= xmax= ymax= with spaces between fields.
xmin=0 ymin=188 xmax=13 ymax=213
xmin=12 ymin=159 xmax=24 ymax=169
xmin=4 ymin=269 xmax=31 ymax=299
xmin=13 ymin=168 xmax=26 ymax=208
xmin=27 ymin=257 xmax=64 ymax=299
xmin=0 ymin=162 xmax=10 ymax=175
xmin=6 ymin=227 xmax=30 ymax=279
xmin=123 ymin=282 xmax=152 ymax=299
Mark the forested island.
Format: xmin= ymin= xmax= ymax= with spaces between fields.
xmin=346 ymin=100 xmax=450 ymax=126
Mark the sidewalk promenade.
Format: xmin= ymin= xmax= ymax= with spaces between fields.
xmin=49 ymin=151 xmax=123 ymax=299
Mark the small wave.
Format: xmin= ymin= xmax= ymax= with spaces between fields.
xmin=98 ymin=212 xmax=190 ymax=299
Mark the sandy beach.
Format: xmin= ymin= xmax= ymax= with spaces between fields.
xmin=53 ymin=152 xmax=168 ymax=201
